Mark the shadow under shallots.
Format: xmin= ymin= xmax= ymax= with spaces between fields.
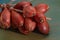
xmin=8 ymin=27 xmax=19 ymax=33
xmin=0 ymin=25 xmax=49 ymax=36
xmin=8 ymin=26 xmax=49 ymax=36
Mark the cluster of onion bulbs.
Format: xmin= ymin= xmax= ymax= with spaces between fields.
xmin=0 ymin=0 xmax=51 ymax=35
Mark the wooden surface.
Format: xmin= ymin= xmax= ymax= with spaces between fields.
xmin=0 ymin=0 xmax=60 ymax=40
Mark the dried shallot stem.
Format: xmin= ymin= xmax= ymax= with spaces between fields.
xmin=9 ymin=0 xmax=16 ymax=4
xmin=22 ymin=0 xmax=34 ymax=2
xmin=10 ymin=7 xmax=23 ymax=12
xmin=46 ymin=17 xmax=52 ymax=20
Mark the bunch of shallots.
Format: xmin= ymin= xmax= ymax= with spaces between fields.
xmin=0 ymin=1 xmax=51 ymax=35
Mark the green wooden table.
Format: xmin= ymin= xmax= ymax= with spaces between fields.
xmin=0 ymin=0 xmax=60 ymax=40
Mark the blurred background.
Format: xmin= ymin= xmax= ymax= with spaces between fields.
xmin=0 ymin=0 xmax=60 ymax=40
